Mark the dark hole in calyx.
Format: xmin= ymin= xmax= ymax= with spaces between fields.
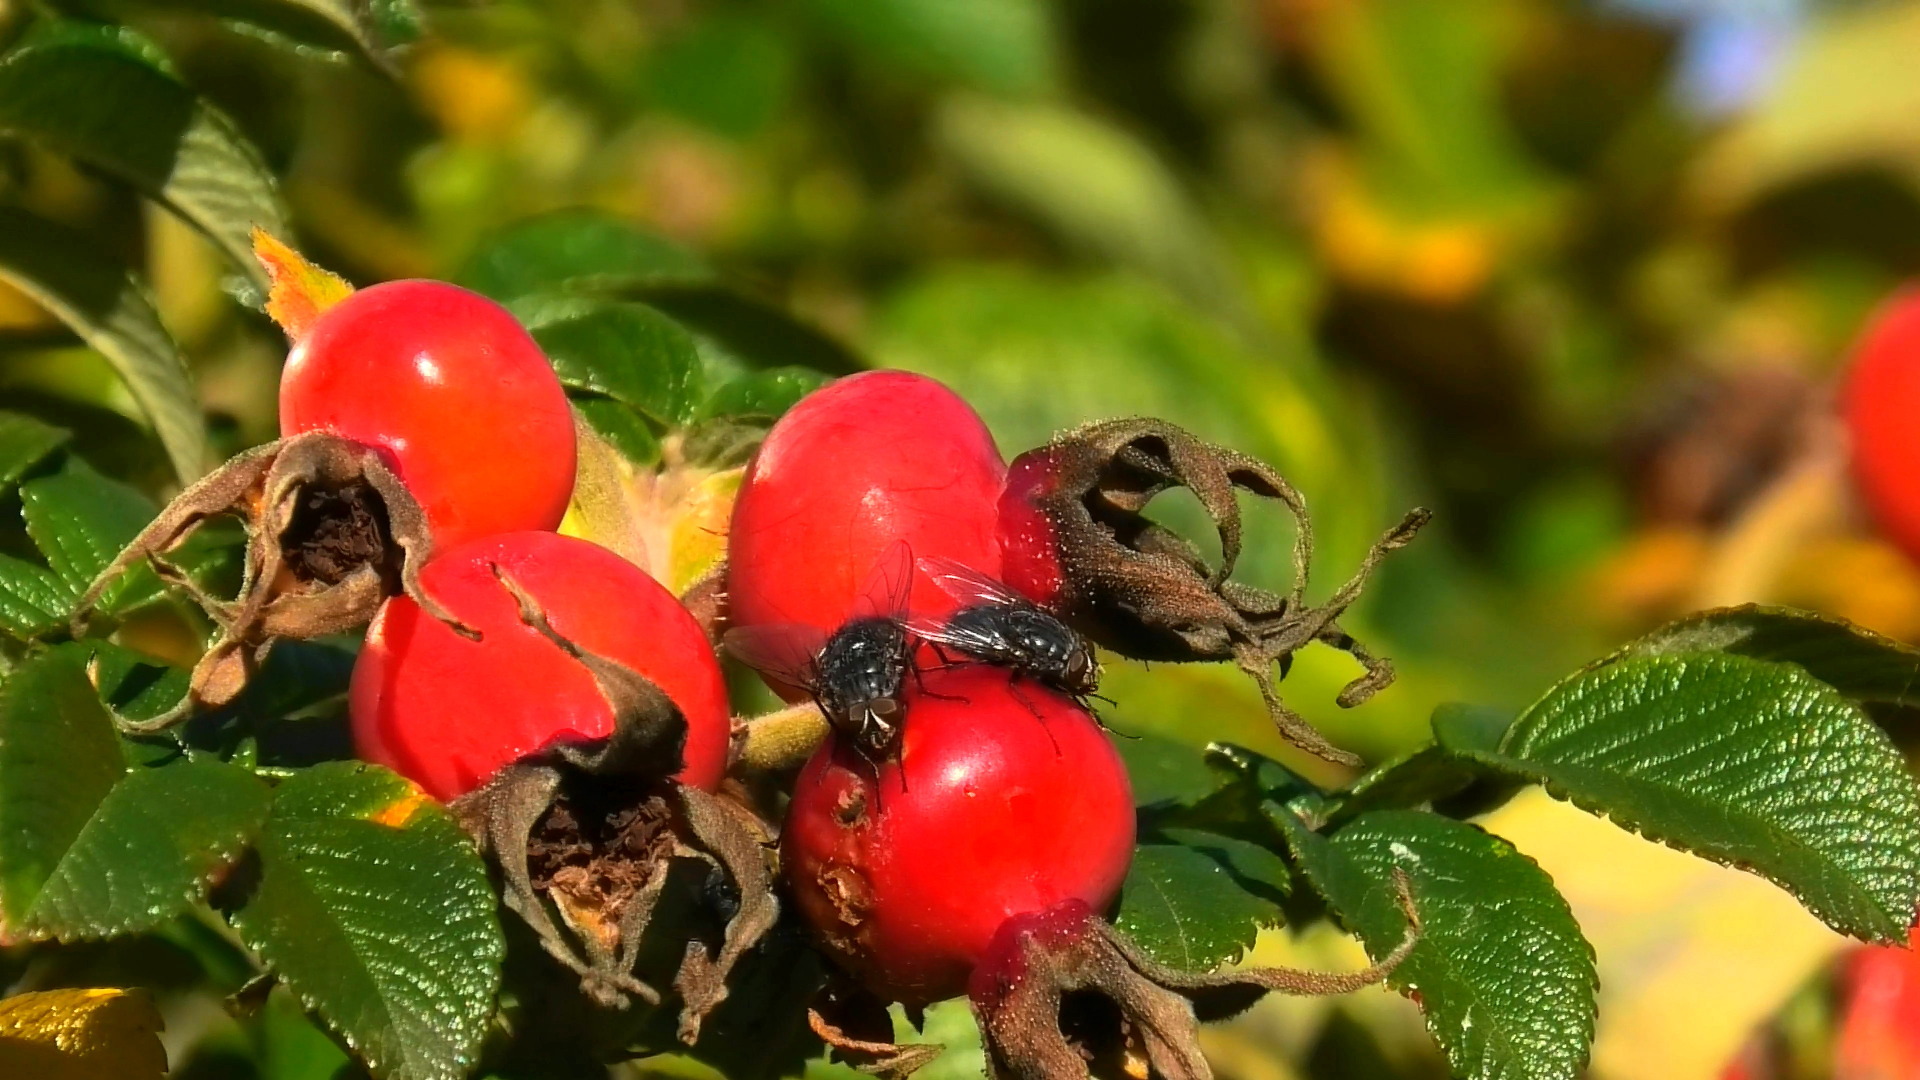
xmin=280 ymin=479 xmax=393 ymax=585
xmin=1059 ymin=989 xmax=1134 ymax=1076
xmin=526 ymin=776 xmax=676 ymax=922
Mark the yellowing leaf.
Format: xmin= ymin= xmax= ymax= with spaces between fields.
xmin=251 ymin=228 xmax=353 ymax=342
xmin=560 ymin=424 xmax=741 ymax=594
xmin=0 ymin=987 xmax=166 ymax=1080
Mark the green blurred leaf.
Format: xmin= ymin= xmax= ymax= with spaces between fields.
xmin=0 ymin=209 xmax=206 ymax=484
xmin=0 ymin=411 xmax=69 ymax=495
xmin=936 ymin=97 xmax=1239 ymax=319
xmin=231 ymin=762 xmax=504 ymax=1080
xmin=0 ymin=646 xmax=125 ymax=938
xmin=19 ymin=455 xmax=163 ymax=615
xmin=699 ymin=367 xmax=830 ymax=423
xmin=1114 ymin=828 xmax=1290 ymax=971
xmin=804 ymin=0 xmax=1056 ymax=96
xmin=1276 ymin=809 xmax=1597 ymax=1080
xmin=25 ymin=759 xmax=270 ymax=940
xmin=648 ymin=13 xmax=794 ymax=138
xmin=519 ymin=298 xmax=704 ymax=425
xmin=0 ymin=22 xmax=291 ymax=290
xmin=460 ymin=211 xmax=712 ymax=301
xmin=1463 ymin=653 xmax=1920 ymax=943
xmin=1618 ymin=604 xmax=1920 ymax=709
xmin=0 ymin=555 xmax=70 ymax=640
xmin=571 ymin=396 xmax=662 ymax=467
xmin=194 ymin=0 xmax=414 ymax=69
xmin=1115 ymin=733 xmax=1221 ymax=808
xmin=1428 ymin=702 xmax=1514 ymax=756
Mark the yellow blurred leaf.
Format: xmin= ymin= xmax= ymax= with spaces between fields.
xmin=0 ymin=987 xmax=166 ymax=1080
xmin=1482 ymin=788 xmax=1847 ymax=1080
xmin=1696 ymin=3 xmax=1920 ymax=213
xmin=559 ymin=423 xmax=740 ymax=595
xmin=251 ymin=228 xmax=353 ymax=343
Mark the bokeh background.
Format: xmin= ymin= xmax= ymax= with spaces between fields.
xmin=5 ymin=0 xmax=1920 ymax=1077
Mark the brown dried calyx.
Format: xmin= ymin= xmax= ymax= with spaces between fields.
xmin=453 ymin=567 xmax=778 ymax=1044
xmin=806 ymin=974 xmax=946 ymax=1080
xmin=969 ymin=872 xmax=1421 ymax=1080
xmin=1011 ymin=418 xmax=1430 ymax=767
xmin=70 ymin=431 xmax=470 ymax=733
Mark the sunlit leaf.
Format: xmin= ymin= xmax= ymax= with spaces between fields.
xmin=0 ymin=209 xmax=206 ymax=483
xmin=1114 ymin=829 xmax=1290 ymax=970
xmin=0 ymin=987 xmax=166 ymax=1080
xmin=0 ymin=22 xmax=291 ymax=290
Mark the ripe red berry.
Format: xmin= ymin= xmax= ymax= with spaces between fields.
xmin=997 ymin=445 xmax=1070 ymax=611
xmin=781 ymin=665 xmax=1134 ymax=1005
xmin=279 ymin=280 xmax=577 ymax=549
xmin=349 ymin=531 xmax=729 ymax=801
xmin=1845 ymin=289 xmax=1920 ymax=562
xmin=727 ymin=371 xmax=1007 ymax=658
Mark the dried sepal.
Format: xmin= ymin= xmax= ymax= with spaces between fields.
xmin=71 ymin=431 xmax=466 ymax=732
xmin=1011 ymin=417 xmax=1430 ymax=766
xmin=969 ymin=872 xmax=1420 ymax=1080
xmin=807 ymin=975 xmax=946 ymax=1080
xmin=454 ymin=570 xmax=780 ymax=1041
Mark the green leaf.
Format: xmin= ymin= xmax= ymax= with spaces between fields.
xmin=0 ymin=22 xmax=291 ymax=291
xmin=0 ymin=646 xmax=125 ymax=938
xmin=699 ymin=367 xmax=830 ymax=423
xmin=1467 ymin=653 xmax=1920 ymax=943
xmin=0 ymin=411 xmax=68 ymax=495
xmin=1114 ymin=829 xmax=1290 ymax=971
xmin=231 ymin=762 xmax=504 ymax=1080
xmin=19 ymin=456 xmax=163 ymax=615
xmin=1619 ymin=604 xmax=1920 ymax=709
xmin=197 ymin=0 xmax=412 ymax=70
xmin=27 ymin=760 xmax=270 ymax=940
xmin=571 ymin=396 xmax=662 ymax=467
xmin=1276 ymin=809 xmax=1597 ymax=1080
xmin=0 ymin=644 xmax=268 ymax=942
xmin=0 ymin=208 xmax=206 ymax=484
xmin=0 ymin=555 xmax=70 ymax=640
xmin=1324 ymin=744 xmax=1479 ymax=827
xmin=646 ymin=287 xmax=863 ymax=378
xmin=459 ymin=210 xmax=711 ymax=301
xmin=803 ymin=0 xmax=1057 ymax=96
xmin=1116 ymin=734 xmax=1222 ymax=809
xmin=520 ymin=298 xmax=704 ymax=426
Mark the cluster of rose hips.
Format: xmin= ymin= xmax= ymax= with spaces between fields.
xmin=80 ymin=245 xmax=1426 ymax=1078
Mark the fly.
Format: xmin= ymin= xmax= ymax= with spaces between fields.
xmin=726 ymin=542 xmax=917 ymax=770
xmin=910 ymin=555 xmax=1103 ymax=707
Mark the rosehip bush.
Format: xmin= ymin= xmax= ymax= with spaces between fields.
xmin=2 ymin=17 xmax=1919 ymax=1077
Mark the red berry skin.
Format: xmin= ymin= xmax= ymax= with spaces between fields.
xmin=997 ymin=446 xmax=1069 ymax=611
xmin=782 ymin=665 xmax=1134 ymax=1005
xmin=350 ymin=531 xmax=729 ymax=801
xmin=1845 ymin=289 xmax=1920 ymax=562
xmin=727 ymin=371 xmax=1006 ymax=668
xmin=279 ymin=280 xmax=576 ymax=549
xmin=1834 ymin=930 xmax=1920 ymax=1079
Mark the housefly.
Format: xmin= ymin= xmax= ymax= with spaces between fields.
xmin=910 ymin=556 xmax=1102 ymax=706
xmin=725 ymin=542 xmax=917 ymax=769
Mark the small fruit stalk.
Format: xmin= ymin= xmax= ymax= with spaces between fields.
xmin=1000 ymin=418 xmax=1429 ymax=766
xmin=72 ymin=232 xmax=577 ymax=728
xmin=351 ymin=531 xmax=773 ymax=1041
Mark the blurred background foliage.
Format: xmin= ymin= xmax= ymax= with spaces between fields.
xmin=4 ymin=0 xmax=1920 ymax=1077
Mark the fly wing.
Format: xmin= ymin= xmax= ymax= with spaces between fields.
xmin=916 ymin=555 xmax=1031 ymax=609
xmin=723 ymin=623 xmax=827 ymax=688
xmin=850 ymin=539 xmax=914 ymax=622
xmin=906 ymin=612 xmax=1009 ymax=660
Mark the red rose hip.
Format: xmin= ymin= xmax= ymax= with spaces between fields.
xmin=727 ymin=371 xmax=1007 ymax=665
xmin=350 ymin=531 xmax=729 ymax=800
xmin=1845 ymin=288 xmax=1920 ymax=563
xmin=280 ymin=280 xmax=576 ymax=549
xmin=781 ymin=665 xmax=1135 ymax=1004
